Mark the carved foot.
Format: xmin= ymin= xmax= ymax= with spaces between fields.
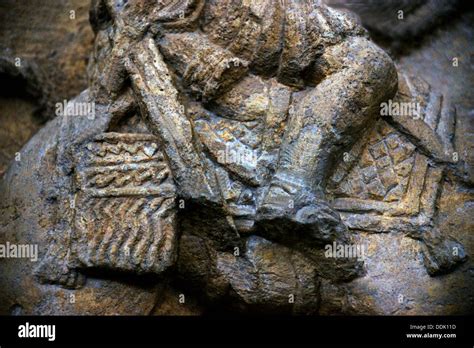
xmin=257 ymin=177 xmax=349 ymax=245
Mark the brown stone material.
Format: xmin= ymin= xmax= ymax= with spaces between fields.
xmin=0 ymin=0 xmax=472 ymax=315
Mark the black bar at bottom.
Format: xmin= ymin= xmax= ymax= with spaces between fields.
xmin=0 ymin=315 xmax=472 ymax=346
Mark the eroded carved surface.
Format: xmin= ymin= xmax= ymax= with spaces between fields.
xmin=0 ymin=0 xmax=471 ymax=315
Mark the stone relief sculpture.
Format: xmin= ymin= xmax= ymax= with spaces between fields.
xmin=0 ymin=0 xmax=470 ymax=315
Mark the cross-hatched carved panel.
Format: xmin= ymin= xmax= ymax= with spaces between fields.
xmin=329 ymin=121 xmax=416 ymax=203
xmin=328 ymin=120 xmax=444 ymax=234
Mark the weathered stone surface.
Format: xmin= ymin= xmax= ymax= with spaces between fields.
xmin=177 ymin=234 xmax=320 ymax=314
xmin=326 ymin=0 xmax=462 ymax=40
xmin=0 ymin=0 xmax=93 ymax=176
xmin=0 ymin=0 xmax=472 ymax=315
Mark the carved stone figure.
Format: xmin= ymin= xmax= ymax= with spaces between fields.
xmin=0 ymin=0 xmax=470 ymax=315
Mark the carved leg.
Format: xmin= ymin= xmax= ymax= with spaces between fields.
xmin=126 ymin=36 xmax=220 ymax=202
xmin=258 ymin=37 xmax=398 ymax=236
